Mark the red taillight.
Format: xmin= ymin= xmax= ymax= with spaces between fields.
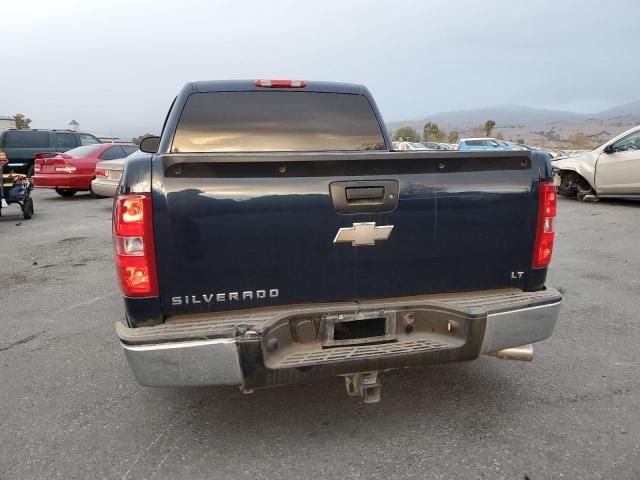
xmin=533 ymin=182 xmax=557 ymax=268
xmin=34 ymin=157 xmax=45 ymax=173
xmin=113 ymin=193 xmax=158 ymax=297
xmin=254 ymin=79 xmax=306 ymax=88
xmin=95 ymin=169 xmax=107 ymax=177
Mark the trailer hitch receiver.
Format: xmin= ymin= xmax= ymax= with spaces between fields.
xmin=342 ymin=371 xmax=381 ymax=403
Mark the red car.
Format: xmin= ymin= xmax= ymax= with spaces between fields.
xmin=33 ymin=143 xmax=138 ymax=197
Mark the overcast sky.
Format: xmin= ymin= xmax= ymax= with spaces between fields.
xmin=2 ymin=0 xmax=638 ymax=137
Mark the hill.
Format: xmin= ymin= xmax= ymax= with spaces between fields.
xmin=387 ymin=101 xmax=640 ymax=147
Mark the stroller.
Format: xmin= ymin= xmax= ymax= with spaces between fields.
xmin=0 ymin=157 xmax=34 ymax=219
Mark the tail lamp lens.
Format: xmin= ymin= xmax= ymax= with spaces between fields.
xmin=121 ymin=197 xmax=144 ymax=224
xmin=254 ymin=79 xmax=306 ymax=88
xmin=113 ymin=194 xmax=158 ymax=296
xmin=115 ymin=236 xmax=144 ymax=256
xmin=533 ymin=182 xmax=557 ymax=268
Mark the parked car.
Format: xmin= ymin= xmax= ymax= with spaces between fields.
xmin=458 ymin=138 xmax=513 ymax=151
xmin=394 ymin=141 xmax=428 ymax=150
xmin=552 ymin=125 xmax=640 ymax=200
xmin=516 ymin=143 xmax=565 ymax=159
xmin=0 ymin=129 xmax=102 ymax=176
xmin=420 ymin=142 xmax=452 ymax=150
xmin=33 ymin=143 xmax=137 ymax=197
xmin=91 ymin=149 xmax=142 ymax=198
xmin=113 ymin=79 xmax=561 ymax=403
xmin=500 ymin=141 xmax=529 ymax=151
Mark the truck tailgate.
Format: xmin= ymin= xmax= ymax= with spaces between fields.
xmin=152 ymin=151 xmax=547 ymax=316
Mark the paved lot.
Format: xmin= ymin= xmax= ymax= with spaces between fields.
xmin=1 ymin=189 xmax=640 ymax=480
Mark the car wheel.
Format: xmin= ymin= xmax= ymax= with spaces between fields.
xmin=22 ymin=198 xmax=34 ymax=219
xmin=558 ymin=172 xmax=577 ymax=196
xmin=558 ymin=172 xmax=593 ymax=198
xmin=55 ymin=188 xmax=77 ymax=197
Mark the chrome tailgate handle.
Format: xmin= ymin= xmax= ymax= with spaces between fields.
xmin=345 ymin=186 xmax=385 ymax=202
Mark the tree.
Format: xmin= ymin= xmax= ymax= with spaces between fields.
xmin=423 ymin=122 xmax=446 ymax=142
xmin=447 ymin=130 xmax=459 ymax=143
xmin=516 ymin=137 xmax=525 ymax=145
xmin=484 ymin=119 xmax=496 ymax=137
xmin=471 ymin=126 xmax=485 ymax=137
xmin=393 ymin=126 xmax=420 ymax=142
xmin=132 ymin=133 xmax=154 ymax=145
xmin=495 ymin=132 xmax=504 ymax=140
xmin=13 ymin=113 xmax=32 ymax=129
xmin=567 ymin=132 xmax=592 ymax=150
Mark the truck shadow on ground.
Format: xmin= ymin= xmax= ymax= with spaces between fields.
xmin=150 ymin=359 xmax=534 ymax=444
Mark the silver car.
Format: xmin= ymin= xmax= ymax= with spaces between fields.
xmin=91 ymin=149 xmax=142 ymax=197
xmin=394 ymin=141 xmax=428 ymax=151
xmin=552 ymin=124 xmax=640 ymax=200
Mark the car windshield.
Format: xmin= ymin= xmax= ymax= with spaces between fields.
xmin=66 ymin=144 xmax=103 ymax=157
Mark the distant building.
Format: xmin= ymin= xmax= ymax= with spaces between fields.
xmin=67 ymin=119 xmax=80 ymax=132
xmin=95 ymin=134 xmax=121 ymax=143
xmin=0 ymin=115 xmax=16 ymax=129
xmin=63 ymin=119 xmax=123 ymax=142
xmin=65 ymin=119 xmax=121 ymax=142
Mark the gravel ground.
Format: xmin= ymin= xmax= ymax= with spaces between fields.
xmin=1 ymin=189 xmax=639 ymax=480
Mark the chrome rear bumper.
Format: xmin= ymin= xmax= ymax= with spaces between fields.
xmin=90 ymin=179 xmax=118 ymax=198
xmin=117 ymin=288 xmax=561 ymax=388
xmin=121 ymin=338 xmax=243 ymax=387
xmin=481 ymin=301 xmax=561 ymax=353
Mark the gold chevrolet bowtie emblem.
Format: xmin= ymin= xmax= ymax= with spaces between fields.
xmin=333 ymin=222 xmax=394 ymax=246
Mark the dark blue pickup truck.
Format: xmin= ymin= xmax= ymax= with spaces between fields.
xmin=113 ymin=80 xmax=561 ymax=402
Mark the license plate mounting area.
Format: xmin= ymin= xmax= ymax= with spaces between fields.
xmin=323 ymin=311 xmax=396 ymax=348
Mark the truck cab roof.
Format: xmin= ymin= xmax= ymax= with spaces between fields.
xmin=190 ymin=79 xmax=367 ymax=95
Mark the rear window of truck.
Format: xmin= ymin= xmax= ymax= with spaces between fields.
xmin=2 ymin=131 xmax=50 ymax=148
xmin=171 ymin=92 xmax=386 ymax=153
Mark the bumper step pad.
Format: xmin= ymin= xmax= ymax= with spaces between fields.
xmin=278 ymin=338 xmax=456 ymax=368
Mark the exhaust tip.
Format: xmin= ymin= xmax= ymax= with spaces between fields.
xmin=487 ymin=344 xmax=534 ymax=362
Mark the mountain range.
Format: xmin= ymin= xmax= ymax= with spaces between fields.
xmin=387 ymin=100 xmax=640 ymax=146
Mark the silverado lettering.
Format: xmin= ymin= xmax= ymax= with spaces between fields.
xmin=171 ymin=289 xmax=280 ymax=306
